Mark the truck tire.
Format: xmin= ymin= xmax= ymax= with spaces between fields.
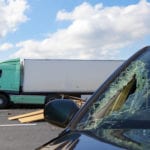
xmin=0 ymin=94 xmax=9 ymax=109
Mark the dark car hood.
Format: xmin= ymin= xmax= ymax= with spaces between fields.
xmin=37 ymin=131 xmax=123 ymax=150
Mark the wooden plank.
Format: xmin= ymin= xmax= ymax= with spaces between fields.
xmin=8 ymin=110 xmax=43 ymax=120
xmin=18 ymin=114 xmax=44 ymax=123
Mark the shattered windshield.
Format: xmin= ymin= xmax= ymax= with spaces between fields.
xmin=76 ymin=48 xmax=150 ymax=150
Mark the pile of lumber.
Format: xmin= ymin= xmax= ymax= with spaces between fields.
xmin=8 ymin=109 xmax=44 ymax=123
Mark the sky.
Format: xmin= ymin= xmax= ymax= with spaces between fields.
xmin=0 ymin=0 xmax=150 ymax=61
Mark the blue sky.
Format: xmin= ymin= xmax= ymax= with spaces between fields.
xmin=0 ymin=0 xmax=150 ymax=61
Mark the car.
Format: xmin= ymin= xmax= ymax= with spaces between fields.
xmin=36 ymin=46 xmax=150 ymax=150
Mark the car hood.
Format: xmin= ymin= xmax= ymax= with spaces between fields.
xmin=37 ymin=131 xmax=123 ymax=150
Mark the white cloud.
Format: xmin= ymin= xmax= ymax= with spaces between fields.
xmin=12 ymin=0 xmax=150 ymax=59
xmin=0 ymin=0 xmax=28 ymax=37
xmin=0 ymin=43 xmax=13 ymax=51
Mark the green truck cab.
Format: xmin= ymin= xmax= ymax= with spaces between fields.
xmin=0 ymin=59 xmax=20 ymax=92
xmin=0 ymin=59 xmax=21 ymax=108
xmin=0 ymin=59 xmax=45 ymax=108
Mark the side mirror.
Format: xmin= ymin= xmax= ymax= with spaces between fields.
xmin=44 ymin=99 xmax=79 ymax=128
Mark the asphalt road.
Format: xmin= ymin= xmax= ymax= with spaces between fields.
xmin=0 ymin=107 xmax=63 ymax=150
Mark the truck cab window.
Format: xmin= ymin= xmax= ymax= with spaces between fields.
xmin=0 ymin=70 xmax=2 ymax=77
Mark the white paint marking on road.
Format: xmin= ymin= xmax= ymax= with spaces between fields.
xmin=0 ymin=123 xmax=37 ymax=127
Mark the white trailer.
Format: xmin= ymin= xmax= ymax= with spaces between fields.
xmin=0 ymin=58 xmax=123 ymax=108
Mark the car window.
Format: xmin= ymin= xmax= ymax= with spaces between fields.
xmin=75 ymin=47 xmax=150 ymax=150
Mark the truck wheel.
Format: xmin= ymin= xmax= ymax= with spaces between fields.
xmin=0 ymin=94 xmax=9 ymax=109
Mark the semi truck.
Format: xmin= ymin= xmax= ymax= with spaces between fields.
xmin=0 ymin=58 xmax=123 ymax=108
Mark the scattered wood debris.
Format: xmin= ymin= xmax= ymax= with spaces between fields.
xmin=8 ymin=109 xmax=44 ymax=123
xmin=63 ymin=95 xmax=86 ymax=107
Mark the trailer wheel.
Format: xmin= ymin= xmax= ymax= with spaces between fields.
xmin=45 ymin=95 xmax=59 ymax=104
xmin=0 ymin=94 xmax=9 ymax=109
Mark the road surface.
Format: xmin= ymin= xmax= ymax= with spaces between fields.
xmin=0 ymin=108 xmax=62 ymax=150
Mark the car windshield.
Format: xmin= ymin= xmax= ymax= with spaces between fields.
xmin=75 ymin=47 xmax=150 ymax=150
